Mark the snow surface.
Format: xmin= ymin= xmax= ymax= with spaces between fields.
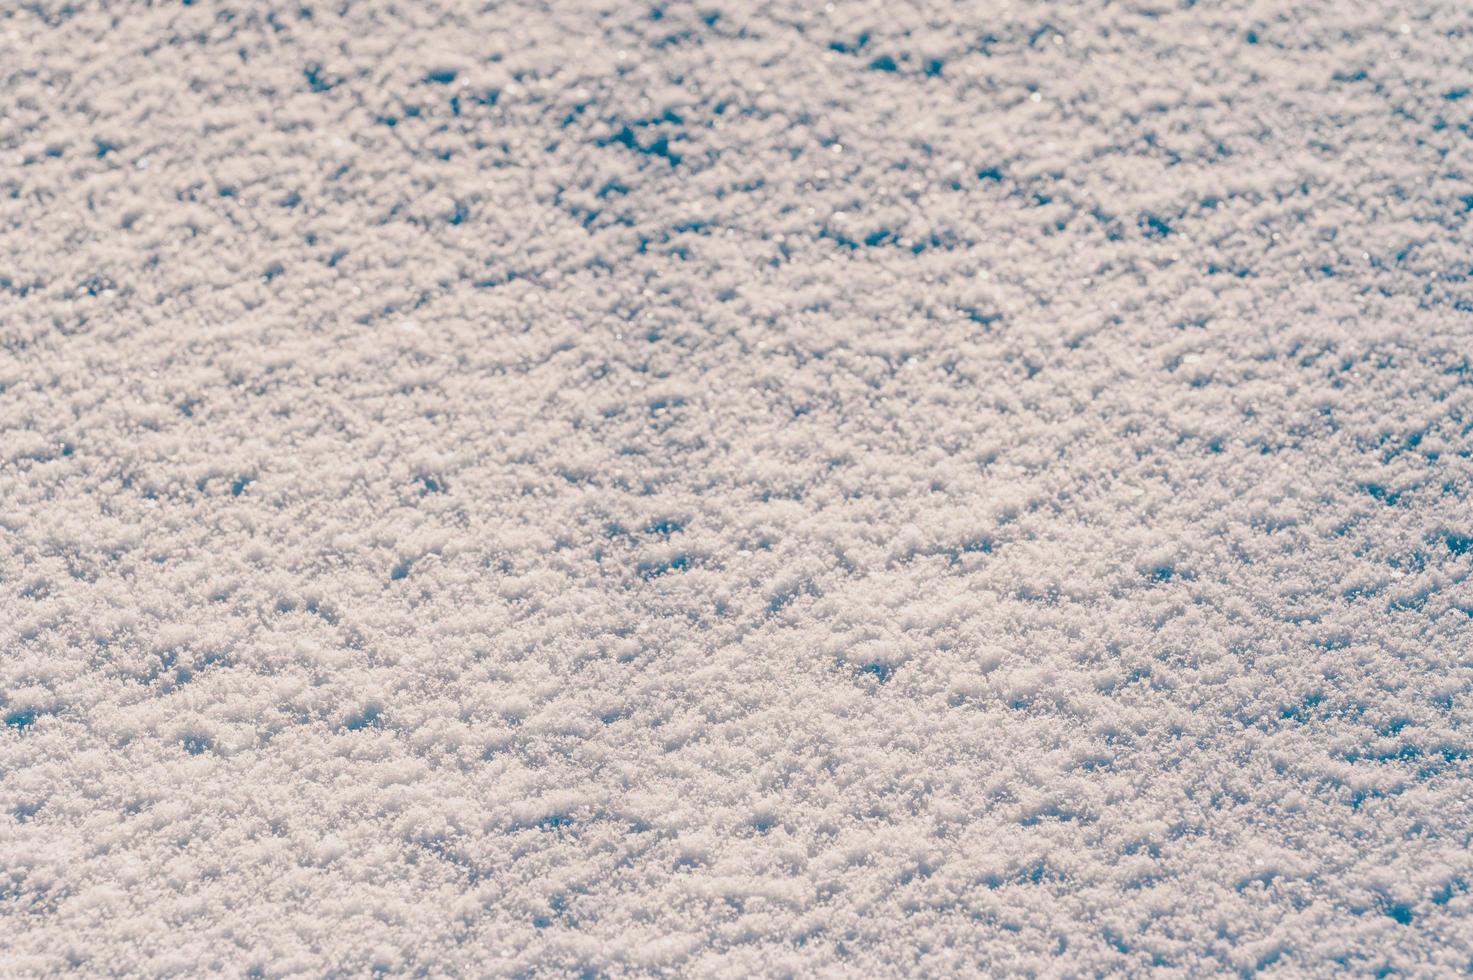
xmin=3 ymin=0 xmax=1473 ymax=975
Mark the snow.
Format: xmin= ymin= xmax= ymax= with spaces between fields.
xmin=2 ymin=0 xmax=1472 ymax=974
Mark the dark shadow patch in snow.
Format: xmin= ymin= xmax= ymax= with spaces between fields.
xmin=303 ymin=597 xmax=338 ymax=625
xmin=4 ymin=709 xmax=37 ymax=730
xmin=599 ymin=125 xmax=682 ymax=166
xmin=962 ymin=308 xmax=1003 ymax=329
xmin=345 ymin=705 xmax=381 ymax=731
xmin=828 ymin=32 xmax=871 ymax=54
xmin=1438 ymin=745 xmax=1468 ymax=766
xmin=1432 ymin=878 xmax=1467 ymax=906
xmin=767 ymin=579 xmax=815 ymax=614
xmin=1101 ymin=928 xmax=1135 ymax=959
xmin=1379 ymin=899 xmax=1414 ymax=925
xmin=1370 ymin=744 xmax=1422 ymax=765
xmin=637 ymin=553 xmax=689 ymax=579
xmin=983 ymin=860 xmax=1050 ymax=890
xmin=304 ymin=63 xmax=335 ymax=91
xmin=1140 ymin=214 xmax=1172 ymax=239
xmin=390 ymin=558 xmax=412 ymax=581
xmin=820 ymin=227 xmax=860 ymax=250
xmin=1280 ymin=692 xmax=1325 ymax=723
xmin=1361 ymin=482 xmax=1402 ymax=506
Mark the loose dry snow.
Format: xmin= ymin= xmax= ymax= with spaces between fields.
xmin=3 ymin=0 xmax=1473 ymax=975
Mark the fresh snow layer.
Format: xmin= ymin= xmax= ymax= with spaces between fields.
xmin=3 ymin=0 xmax=1473 ymax=975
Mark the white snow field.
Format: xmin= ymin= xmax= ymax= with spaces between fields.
xmin=3 ymin=0 xmax=1473 ymax=975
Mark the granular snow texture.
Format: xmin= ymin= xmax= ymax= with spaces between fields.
xmin=3 ymin=0 xmax=1473 ymax=975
